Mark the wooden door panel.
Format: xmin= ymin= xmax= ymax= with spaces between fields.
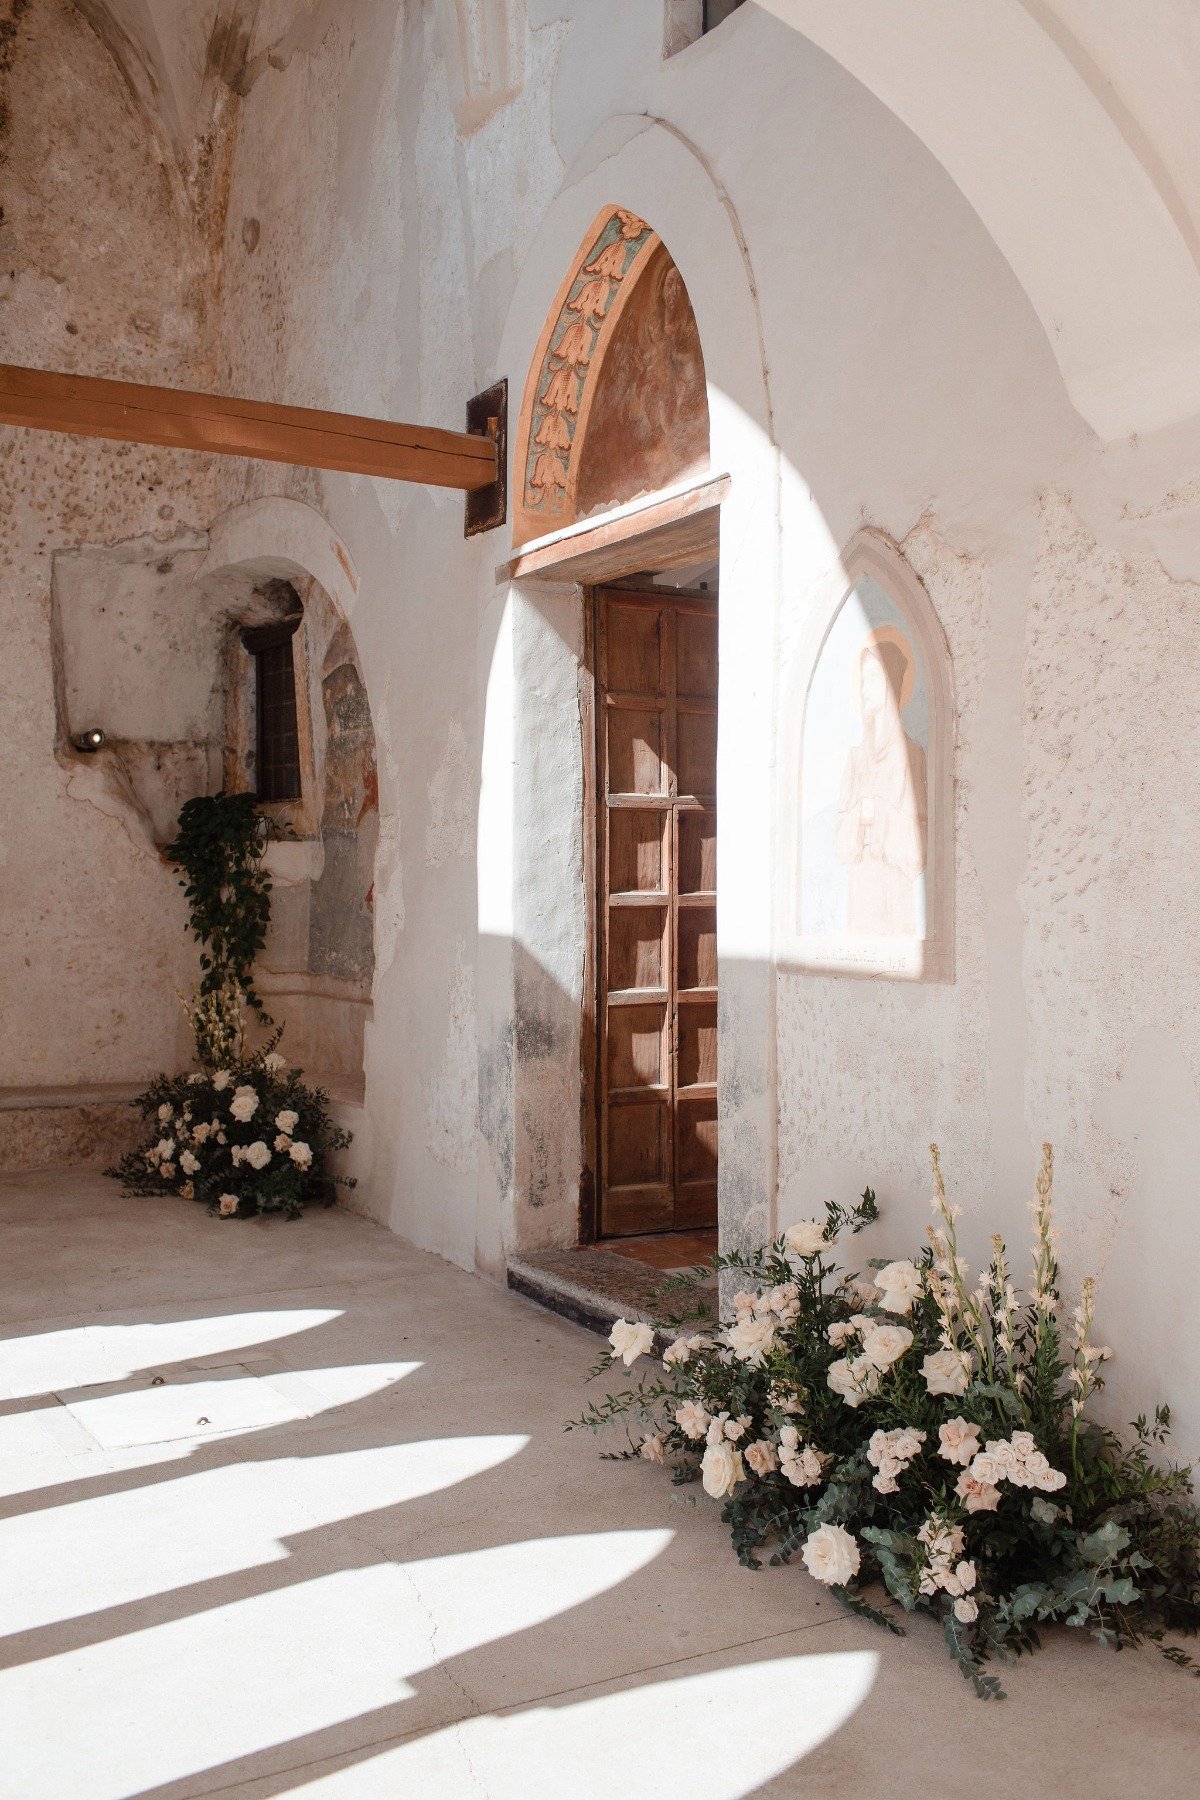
xmin=679 ymin=807 xmax=716 ymax=893
xmin=609 ymin=903 xmax=668 ymax=993
xmin=607 ymin=705 xmax=665 ymax=795
xmin=610 ymin=807 xmax=667 ymax=895
xmin=597 ymin=587 xmax=717 ymax=1236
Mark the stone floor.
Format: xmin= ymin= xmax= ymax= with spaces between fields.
xmin=1 ymin=1169 xmax=1195 ymax=1799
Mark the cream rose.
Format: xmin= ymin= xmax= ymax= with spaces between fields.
xmin=785 ymin=1220 xmax=827 ymax=1259
xmin=701 ymin=1439 xmax=744 ymax=1499
xmin=801 ymin=1522 xmax=861 ymax=1587
xmin=953 ymin=1595 xmax=979 ymax=1624
xmin=275 ymin=1109 xmax=299 ymax=1135
xmin=243 ymin=1140 xmax=272 ymax=1171
xmin=639 ymin=1433 xmax=666 ymax=1463
xmin=288 ymin=1140 xmax=313 ymax=1170
xmin=921 ymin=1347 xmax=971 ymax=1397
xmin=955 ymin=1470 xmax=1001 ymax=1513
xmin=744 ymin=1439 xmax=778 ymax=1477
xmin=212 ymin=1070 xmax=232 ymax=1092
xmin=179 ymin=1150 xmax=200 ymax=1176
xmin=218 ymin=1193 xmax=239 ymax=1216
xmin=826 ymin=1320 xmax=857 ymax=1348
xmin=675 ymin=1400 xmax=710 ymax=1440
xmin=875 ymin=1259 xmax=924 ymax=1314
xmin=861 ymin=1324 xmax=914 ymax=1371
xmin=609 ymin=1318 xmax=655 ymax=1367
xmin=229 ymin=1086 xmax=259 ymax=1123
xmin=937 ymin=1417 xmax=981 ymax=1467
xmin=157 ymin=1103 xmax=173 ymax=1124
xmin=726 ymin=1314 xmax=777 ymax=1366
xmin=827 ymin=1354 xmax=881 ymax=1408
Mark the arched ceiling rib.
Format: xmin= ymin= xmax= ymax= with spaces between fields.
xmin=758 ymin=0 xmax=1200 ymax=440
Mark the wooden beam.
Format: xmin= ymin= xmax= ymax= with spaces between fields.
xmin=499 ymin=473 xmax=730 ymax=585
xmin=0 ymin=362 xmax=498 ymax=491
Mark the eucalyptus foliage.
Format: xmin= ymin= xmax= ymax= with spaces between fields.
xmin=571 ymin=1148 xmax=1200 ymax=1699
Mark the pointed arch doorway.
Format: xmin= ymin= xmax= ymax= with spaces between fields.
xmin=509 ymin=202 xmax=721 ymax=1244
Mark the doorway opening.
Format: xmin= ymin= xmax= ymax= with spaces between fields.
xmin=590 ymin=572 xmax=717 ymax=1246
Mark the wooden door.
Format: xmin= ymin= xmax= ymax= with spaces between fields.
xmin=595 ymin=587 xmax=717 ymax=1236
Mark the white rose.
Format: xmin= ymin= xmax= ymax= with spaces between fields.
xmin=639 ymin=1433 xmax=666 ymax=1463
xmin=212 ymin=1071 xmax=231 ymax=1091
xmin=953 ymin=1595 xmax=979 ymax=1624
xmin=785 ymin=1220 xmax=827 ymax=1259
xmin=218 ymin=1193 xmax=239 ymax=1216
xmin=160 ymin=1162 xmax=176 ymax=1180
xmin=663 ymin=1339 xmax=692 ymax=1366
xmin=191 ymin=1122 xmax=211 ymax=1145
xmin=827 ymin=1354 xmax=881 ymax=1408
xmin=275 ymin=1109 xmax=299 ymax=1135
xmin=861 ymin=1324 xmax=914 ymax=1371
xmin=801 ymin=1522 xmax=861 ymax=1587
xmin=955 ymin=1559 xmax=977 ymax=1592
xmin=937 ymin=1417 xmax=981 ymax=1467
xmin=609 ymin=1318 xmax=655 ymax=1367
xmin=827 ymin=1320 xmax=857 ymax=1347
xmin=229 ymin=1086 xmax=259 ymax=1123
xmin=921 ymin=1348 xmax=971 ymax=1397
xmin=875 ymin=1260 xmax=924 ymax=1314
xmin=1036 ymin=1465 xmax=1067 ymax=1492
xmin=288 ymin=1141 xmax=313 ymax=1170
xmin=157 ymin=1103 xmax=173 ymax=1124
xmin=675 ymin=1400 xmax=710 ymax=1440
xmin=242 ymin=1140 xmax=271 ymax=1171
xmin=700 ymin=1439 xmax=744 ymax=1498
xmin=179 ymin=1150 xmax=200 ymax=1176
xmin=726 ymin=1314 xmax=777 ymax=1366
xmin=274 ymin=1134 xmax=291 ymax=1153
xmin=725 ymin=1415 xmax=751 ymax=1441
xmin=968 ymin=1452 xmax=1002 ymax=1486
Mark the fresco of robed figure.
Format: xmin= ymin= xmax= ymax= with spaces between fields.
xmin=834 ymin=627 xmax=928 ymax=936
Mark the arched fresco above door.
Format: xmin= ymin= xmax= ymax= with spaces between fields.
xmin=512 ymin=205 xmax=710 ymax=547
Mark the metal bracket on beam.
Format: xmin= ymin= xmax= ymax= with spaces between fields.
xmin=465 ymin=378 xmax=508 ymax=536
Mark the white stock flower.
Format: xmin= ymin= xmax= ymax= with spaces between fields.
xmin=937 ymin=1418 xmax=981 ymax=1467
xmin=826 ymin=1354 xmax=881 ymax=1408
xmin=243 ymin=1140 xmax=272 ymax=1171
xmin=218 ymin=1193 xmax=239 ymax=1216
xmin=275 ymin=1109 xmax=299 ymax=1135
xmin=288 ymin=1141 xmax=313 ymax=1170
xmin=229 ymin=1086 xmax=260 ymax=1123
xmin=186 ymin=1072 xmax=204 ymax=1085
xmin=609 ymin=1319 xmax=654 ymax=1367
xmin=675 ymin=1400 xmax=710 ymax=1440
xmin=264 ymin=1052 xmax=287 ymax=1073
xmin=179 ymin=1150 xmax=200 ymax=1176
xmin=782 ymin=1444 xmax=827 ymax=1487
xmin=921 ymin=1348 xmax=971 ymax=1396
xmin=152 ymin=1138 xmax=174 ymax=1162
xmin=639 ymin=1433 xmax=666 ymax=1463
xmin=784 ymin=1220 xmax=827 ymax=1259
xmin=826 ymin=1320 xmax=857 ymax=1348
xmin=861 ymin=1324 xmax=914 ymax=1371
xmin=191 ymin=1121 xmax=211 ymax=1145
xmin=700 ymin=1439 xmax=744 ymax=1499
xmin=875 ymin=1260 xmax=924 ymax=1314
xmin=212 ymin=1071 xmax=232 ymax=1092
xmin=953 ymin=1595 xmax=979 ymax=1624
xmin=801 ymin=1523 xmax=860 ymax=1587
xmin=160 ymin=1162 xmax=176 ymax=1180
xmin=726 ymin=1314 xmax=777 ymax=1366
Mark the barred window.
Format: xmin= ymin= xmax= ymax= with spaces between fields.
xmin=243 ymin=617 xmax=302 ymax=803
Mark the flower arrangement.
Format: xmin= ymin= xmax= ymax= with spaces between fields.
xmin=107 ymin=1040 xmax=352 ymax=1220
xmin=571 ymin=1148 xmax=1200 ymax=1697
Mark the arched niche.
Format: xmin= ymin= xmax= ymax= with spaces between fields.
xmin=778 ymin=530 xmax=955 ymax=983
xmin=512 ymin=205 xmax=711 ymax=546
xmin=196 ymin=500 xmax=377 ymax=1098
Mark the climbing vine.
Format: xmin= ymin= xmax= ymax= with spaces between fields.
xmin=167 ymin=793 xmax=272 ymax=1067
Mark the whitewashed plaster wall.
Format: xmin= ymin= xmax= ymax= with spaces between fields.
xmin=207 ymin=1 xmax=1200 ymax=1447
xmin=6 ymin=2 xmax=1200 ymax=1449
xmin=0 ymin=0 xmax=228 ymax=1088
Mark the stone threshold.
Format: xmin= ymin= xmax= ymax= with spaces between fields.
xmin=507 ymin=1246 xmax=716 ymax=1341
